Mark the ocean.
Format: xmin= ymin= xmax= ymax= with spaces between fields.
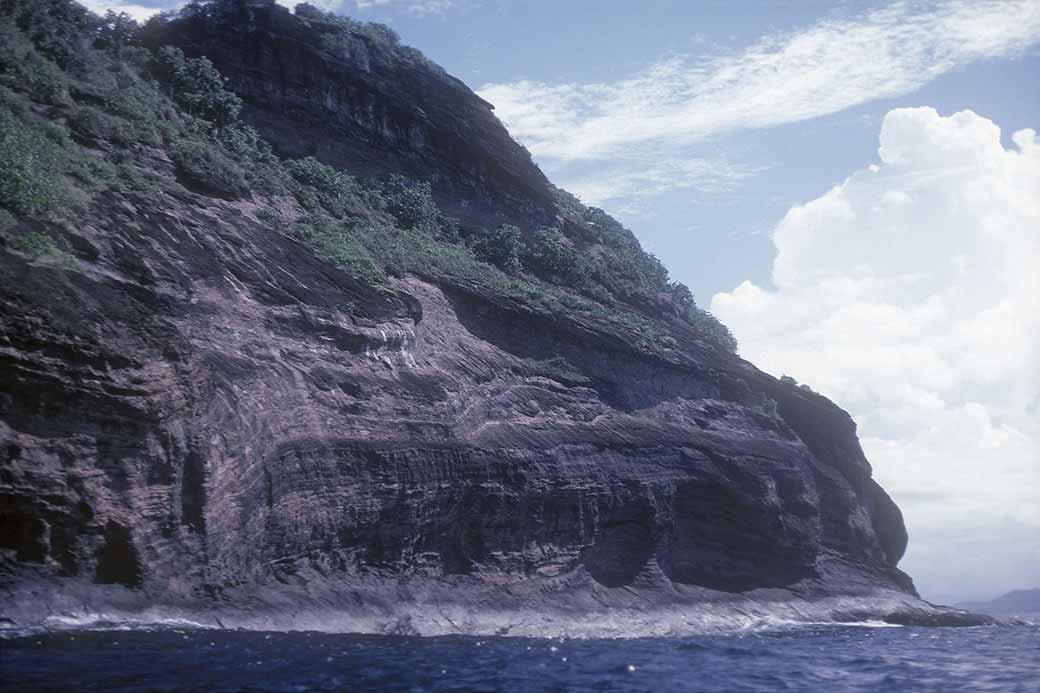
xmin=1 ymin=622 xmax=1037 ymax=691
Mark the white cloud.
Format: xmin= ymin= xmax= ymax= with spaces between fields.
xmin=479 ymin=1 xmax=1040 ymax=162
xmin=711 ymin=108 xmax=1040 ymax=603
xmin=275 ymin=0 xmax=343 ymax=10
xmin=276 ymin=0 xmax=457 ymax=17
xmin=560 ymin=155 xmax=765 ymax=210
xmin=79 ymin=1 xmax=175 ymax=21
xmin=353 ymin=0 xmax=455 ymax=15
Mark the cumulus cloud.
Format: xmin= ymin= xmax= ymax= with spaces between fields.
xmin=711 ymin=108 xmax=1040 ymax=603
xmin=479 ymin=1 xmax=1040 ymax=162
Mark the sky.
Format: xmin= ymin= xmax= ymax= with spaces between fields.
xmin=83 ymin=0 xmax=1040 ymax=605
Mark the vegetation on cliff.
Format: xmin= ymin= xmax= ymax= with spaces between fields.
xmin=0 ymin=0 xmax=736 ymax=354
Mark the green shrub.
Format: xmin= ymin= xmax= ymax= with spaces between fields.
xmin=0 ymin=109 xmax=68 ymax=214
xmin=168 ymin=135 xmax=250 ymax=198
xmin=667 ymin=282 xmax=738 ymax=353
xmin=255 ymin=206 xmax=282 ymax=226
xmin=69 ymin=104 xmax=135 ymax=143
xmin=94 ymin=11 xmax=139 ymax=51
xmin=2 ymin=0 xmax=95 ymax=70
xmin=687 ymin=305 xmax=738 ymax=353
xmin=290 ymin=214 xmax=383 ymax=285
xmin=669 ymin=282 xmax=695 ymax=313
xmin=9 ymin=229 xmax=77 ymax=268
xmin=217 ymin=124 xmax=290 ymax=194
xmin=0 ymin=19 xmax=69 ymax=104
xmin=526 ymin=228 xmax=585 ymax=282
xmin=381 ymin=175 xmax=455 ymax=239
xmin=360 ymin=22 xmax=401 ymax=47
xmin=154 ymin=46 xmax=242 ymax=126
xmin=287 ymin=157 xmax=366 ymax=217
xmin=113 ymin=160 xmax=154 ymax=192
xmin=100 ymin=78 xmax=168 ymax=145
xmin=67 ymin=150 xmax=119 ymax=191
xmin=298 ymin=6 xmax=405 ymax=51
xmin=10 ymin=230 xmax=58 ymax=257
xmin=472 ymin=224 xmax=523 ymax=275
xmin=17 ymin=53 xmax=67 ymax=103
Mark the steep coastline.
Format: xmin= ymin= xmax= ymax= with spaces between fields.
xmin=0 ymin=0 xmax=987 ymax=633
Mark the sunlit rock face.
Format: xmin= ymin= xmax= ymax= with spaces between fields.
xmin=0 ymin=0 xmax=959 ymax=634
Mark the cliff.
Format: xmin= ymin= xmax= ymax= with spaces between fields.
xmin=140 ymin=0 xmax=557 ymax=225
xmin=0 ymin=0 xmax=985 ymax=634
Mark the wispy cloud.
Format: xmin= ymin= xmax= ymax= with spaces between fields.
xmin=277 ymin=0 xmax=461 ymax=18
xmin=353 ymin=0 xmax=457 ymax=15
xmin=478 ymin=1 xmax=1040 ymax=162
xmin=561 ymin=154 xmax=765 ymax=211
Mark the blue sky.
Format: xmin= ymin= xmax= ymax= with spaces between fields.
xmin=413 ymin=0 xmax=1039 ymax=301
xmin=86 ymin=0 xmax=1040 ymax=604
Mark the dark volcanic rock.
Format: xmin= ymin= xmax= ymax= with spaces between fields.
xmin=0 ymin=0 xmax=979 ymax=634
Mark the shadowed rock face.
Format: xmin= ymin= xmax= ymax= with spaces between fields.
xmin=0 ymin=189 xmax=911 ymax=608
xmin=138 ymin=0 xmax=556 ymax=226
xmin=0 ymin=0 xmax=926 ymax=631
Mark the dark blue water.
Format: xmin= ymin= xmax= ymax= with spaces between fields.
xmin=2 ymin=624 xmax=1038 ymax=692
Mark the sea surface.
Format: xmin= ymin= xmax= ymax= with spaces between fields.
xmin=1 ymin=621 xmax=1037 ymax=692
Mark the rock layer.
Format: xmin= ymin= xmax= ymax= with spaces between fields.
xmin=1 ymin=183 xmax=913 ymax=622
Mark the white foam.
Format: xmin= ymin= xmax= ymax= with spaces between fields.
xmin=36 ymin=612 xmax=216 ymax=633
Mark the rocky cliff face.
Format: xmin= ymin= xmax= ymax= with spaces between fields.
xmin=139 ymin=0 xmax=556 ymax=225
xmin=0 ymin=0 xmax=980 ymax=635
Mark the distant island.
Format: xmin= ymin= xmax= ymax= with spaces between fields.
xmin=955 ymin=589 xmax=1040 ymax=617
